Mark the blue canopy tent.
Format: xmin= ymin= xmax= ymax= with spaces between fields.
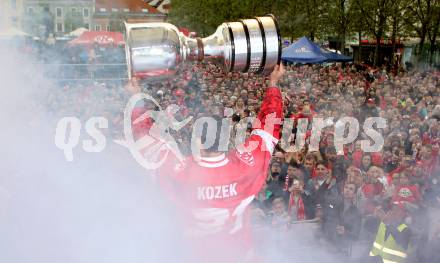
xmin=322 ymin=49 xmax=353 ymax=62
xmin=281 ymin=37 xmax=327 ymax=63
xmin=282 ymin=36 xmax=353 ymax=63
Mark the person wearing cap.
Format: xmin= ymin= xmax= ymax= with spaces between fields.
xmin=367 ymin=203 xmax=412 ymax=263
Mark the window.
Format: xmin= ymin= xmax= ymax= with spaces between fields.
xmin=10 ymin=0 xmax=16 ymax=10
xmin=27 ymin=7 xmax=34 ymax=14
xmin=95 ymin=25 xmax=101 ymax=31
xmin=112 ymin=8 xmax=118 ymax=12
xmin=71 ymin=7 xmax=77 ymax=13
xmin=142 ymin=9 xmax=149 ymax=13
xmin=123 ymin=8 xmax=129 ymax=12
xmin=56 ymin=7 xmax=62 ymax=17
xmin=56 ymin=22 xmax=63 ymax=32
xmin=84 ymin=23 xmax=89 ymax=29
xmin=106 ymin=25 xmax=111 ymax=31
xmin=99 ymin=8 xmax=106 ymax=12
xmin=83 ymin=8 xmax=89 ymax=17
xmin=10 ymin=17 xmax=18 ymax=26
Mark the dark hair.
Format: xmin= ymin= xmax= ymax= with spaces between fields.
xmin=271 ymin=172 xmax=280 ymax=179
xmin=305 ymin=154 xmax=318 ymax=163
xmin=288 ymin=160 xmax=301 ymax=169
xmin=232 ymin=113 xmax=240 ymax=122
xmin=325 ymin=146 xmax=337 ymax=154
xmin=316 ymin=160 xmax=328 ymax=169
xmin=362 ymin=153 xmax=372 ymax=160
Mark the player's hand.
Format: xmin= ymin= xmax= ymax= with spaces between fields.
xmin=269 ymin=64 xmax=285 ymax=87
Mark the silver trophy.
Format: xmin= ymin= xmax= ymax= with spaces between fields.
xmin=125 ymin=15 xmax=281 ymax=79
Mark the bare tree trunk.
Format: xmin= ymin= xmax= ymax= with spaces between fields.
xmin=428 ymin=35 xmax=438 ymax=66
xmin=339 ymin=0 xmax=347 ymax=54
xmin=358 ymin=31 xmax=362 ymax=62
xmin=429 ymin=13 xmax=440 ymax=65
xmin=418 ymin=27 xmax=427 ymax=62
xmin=341 ymin=31 xmax=346 ymax=54
xmin=374 ymin=13 xmax=387 ymax=67
xmin=391 ymin=14 xmax=398 ymax=65
xmin=374 ymin=36 xmax=381 ymax=66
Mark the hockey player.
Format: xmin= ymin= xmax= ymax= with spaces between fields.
xmin=129 ymin=65 xmax=285 ymax=262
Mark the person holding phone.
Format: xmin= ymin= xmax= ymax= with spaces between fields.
xmin=285 ymin=161 xmax=316 ymax=221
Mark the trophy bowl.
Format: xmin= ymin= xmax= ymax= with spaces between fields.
xmin=125 ymin=15 xmax=281 ymax=79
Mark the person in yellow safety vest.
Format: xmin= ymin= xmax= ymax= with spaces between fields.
xmin=368 ymin=203 xmax=411 ymax=263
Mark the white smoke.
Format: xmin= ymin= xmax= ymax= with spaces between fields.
xmin=0 ymin=44 xmax=187 ymax=263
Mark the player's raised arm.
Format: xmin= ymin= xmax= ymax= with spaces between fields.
xmin=257 ymin=64 xmax=285 ymax=140
xmin=233 ymin=64 xmax=285 ymax=170
xmin=240 ymin=64 xmax=284 ymax=156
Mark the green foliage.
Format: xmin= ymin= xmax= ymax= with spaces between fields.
xmin=169 ymin=0 xmax=331 ymax=40
xmin=168 ymin=0 xmax=440 ymax=63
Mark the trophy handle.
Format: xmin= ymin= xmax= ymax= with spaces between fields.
xmin=124 ymin=22 xmax=132 ymax=79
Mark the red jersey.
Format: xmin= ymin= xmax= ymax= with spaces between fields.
xmin=392 ymin=185 xmax=421 ymax=205
xmin=152 ymin=87 xmax=283 ymax=261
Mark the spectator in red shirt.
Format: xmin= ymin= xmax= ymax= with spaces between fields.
xmin=392 ymin=171 xmax=422 ymax=205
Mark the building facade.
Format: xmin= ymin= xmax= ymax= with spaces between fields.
xmin=21 ymin=0 xmax=166 ymax=37
xmin=23 ymin=0 xmax=94 ymax=36
xmin=1 ymin=0 xmax=25 ymax=29
xmin=92 ymin=0 xmax=166 ymax=32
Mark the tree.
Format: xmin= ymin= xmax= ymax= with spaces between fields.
xmin=353 ymin=0 xmax=396 ymax=66
xmin=388 ymin=0 xmax=412 ymax=64
xmin=296 ymin=0 xmax=329 ymax=41
xmin=427 ymin=4 xmax=440 ymax=64
xmin=402 ymin=0 xmax=439 ymax=61
xmin=327 ymin=0 xmax=353 ymax=53
xmin=168 ymin=0 xmax=440 ymax=66
xmin=274 ymin=0 xmax=302 ymax=41
xmin=350 ymin=3 xmax=368 ymax=62
xmin=274 ymin=0 xmax=329 ymax=41
xmin=168 ymin=0 xmax=233 ymax=36
xmin=169 ymin=0 xmax=333 ymax=41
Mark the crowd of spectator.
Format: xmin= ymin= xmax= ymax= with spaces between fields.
xmin=44 ymin=60 xmax=440 ymax=262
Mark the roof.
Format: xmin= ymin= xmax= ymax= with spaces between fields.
xmin=144 ymin=0 xmax=171 ymax=13
xmin=95 ymin=0 xmax=160 ymax=14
